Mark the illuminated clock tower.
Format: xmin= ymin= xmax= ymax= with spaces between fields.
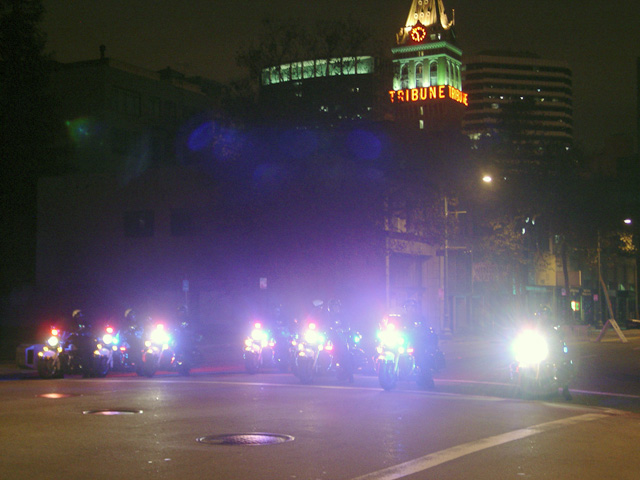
xmin=390 ymin=0 xmax=466 ymax=131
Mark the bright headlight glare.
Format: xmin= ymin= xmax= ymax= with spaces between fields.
xmin=251 ymin=328 xmax=268 ymax=343
xmin=47 ymin=336 xmax=59 ymax=347
xmin=513 ymin=330 xmax=549 ymax=365
xmin=378 ymin=326 xmax=405 ymax=348
xmin=304 ymin=329 xmax=324 ymax=345
xmin=150 ymin=327 xmax=171 ymax=345
xmin=102 ymin=334 xmax=113 ymax=344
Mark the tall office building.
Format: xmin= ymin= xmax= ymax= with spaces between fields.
xmin=462 ymin=51 xmax=573 ymax=158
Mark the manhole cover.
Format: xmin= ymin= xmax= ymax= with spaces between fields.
xmin=83 ymin=409 xmax=143 ymax=415
xmin=37 ymin=393 xmax=79 ymax=399
xmin=197 ymin=433 xmax=294 ymax=446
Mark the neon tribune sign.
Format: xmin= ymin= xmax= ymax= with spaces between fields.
xmin=389 ymin=85 xmax=468 ymax=106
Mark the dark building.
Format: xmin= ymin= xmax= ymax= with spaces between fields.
xmin=462 ymin=51 xmax=573 ymax=161
xmin=258 ymin=55 xmax=389 ymax=127
xmin=48 ymin=47 xmax=217 ymax=175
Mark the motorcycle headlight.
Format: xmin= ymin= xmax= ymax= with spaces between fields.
xmin=304 ymin=329 xmax=325 ymax=345
xmin=377 ymin=324 xmax=405 ymax=349
xmin=47 ymin=336 xmax=59 ymax=347
xmin=250 ymin=328 xmax=268 ymax=345
xmin=102 ymin=333 xmax=114 ymax=345
xmin=513 ymin=330 xmax=549 ymax=366
xmin=150 ymin=324 xmax=171 ymax=345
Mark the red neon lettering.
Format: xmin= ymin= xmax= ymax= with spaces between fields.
xmin=388 ymin=87 xmax=467 ymax=106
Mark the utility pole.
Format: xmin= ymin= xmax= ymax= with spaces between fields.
xmin=442 ymin=196 xmax=466 ymax=336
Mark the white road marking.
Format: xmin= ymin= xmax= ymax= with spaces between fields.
xmin=349 ymin=413 xmax=610 ymax=480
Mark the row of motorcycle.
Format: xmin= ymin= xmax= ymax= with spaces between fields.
xmin=242 ymin=302 xmax=574 ymax=397
xmin=35 ymin=303 xmax=574 ymax=398
xmin=241 ymin=301 xmax=447 ymax=391
xmin=36 ymin=309 xmax=201 ymax=379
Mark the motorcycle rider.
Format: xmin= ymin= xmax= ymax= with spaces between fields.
xmin=533 ymin=305 xmax=572 ymax=400
xmin=172 ymin=305 xmax=202 ymax=373
xmin=323 ymin=299 xmax=355 ymax=383
xmin=66 ymin=309 xmax=94 ymax=375
xmin=118 ymin=308 xmax=145 ymax=372
xmin=401 ymin=299 xmax=442 ymax=388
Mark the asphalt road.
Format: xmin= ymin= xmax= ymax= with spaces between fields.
xmin=2 ymin=328 xmax=640 ymax=479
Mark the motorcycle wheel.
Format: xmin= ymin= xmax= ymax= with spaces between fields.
xmin=275 ymin=356 xmax=290 ymax=373
xmin=517 ymin=368 xmax=556 ymax=399
xmin=295 ymin=355 xmax=314 ymax=384
xmin=37 ymin=357 xmax=63 ymax=379
xmin=91 ymin=355 xmax=110 ymax=378
xmin=416 ymin=367 xmax=435 ymax=390
xmin=137 ymin=355 xmax=158 ymax=378
xmin=378 ymin=360 xmax=397 ymax=391
xmin=177 ymin=361 xmax=191 ymax=376
xmin=244 ymin=352 xmax=260 ymax=374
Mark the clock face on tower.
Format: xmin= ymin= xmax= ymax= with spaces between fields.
xmin=410 ymin=25 xmax=427 ymax=42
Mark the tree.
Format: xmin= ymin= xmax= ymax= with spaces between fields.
xmin=0 ymin=0 xmax=55 ymax=293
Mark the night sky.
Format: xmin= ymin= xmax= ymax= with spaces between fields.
xmin=41 ymin=0 xmax=639 ymax=156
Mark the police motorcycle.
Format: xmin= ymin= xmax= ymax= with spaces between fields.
xmin=292 ymin=299 xmax=356 ymax=383
xmin=138 ymin=321 xmax=176 ymax=377
xmin=116 ymin=308 xmax=198 ymax=377
xmin=36 ymin=310 xmax=111 ymax=379
xmin=509 ymin=308 xmax=574 ymax=400
xmin=243 ymin=306 xmax=294 ymax=373
xmin=169 ymin=317 xmax=203 ymax=376
xmin=243 ymin=321 xmax=275 ymax=373
xmin=112 ymin=309 xmax=148 ymax=375
xmin=292 ymin=319 xmax=334 ymax=383
xmin=376 ymin=302 xmax=445 ymax=391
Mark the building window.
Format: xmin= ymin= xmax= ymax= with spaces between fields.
xmin=429 ymin=62 xmax=438 ymax=86
xmin=170 ymin=209 xmax=192 ymax=236
xmin=291 ymin=62 xmax=302 ymax=80
xmin=416 ymin=63 xmax=424 ymax=87
xmin=303 ymin=60 xmax=314 ymax=79
xmin=261 ymin=69 xmax=270 ymax=85
xmin=400 ymin=64 xmax=409 ymax=89
xmin=124 ymin=210 xmax=154 ymax=237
